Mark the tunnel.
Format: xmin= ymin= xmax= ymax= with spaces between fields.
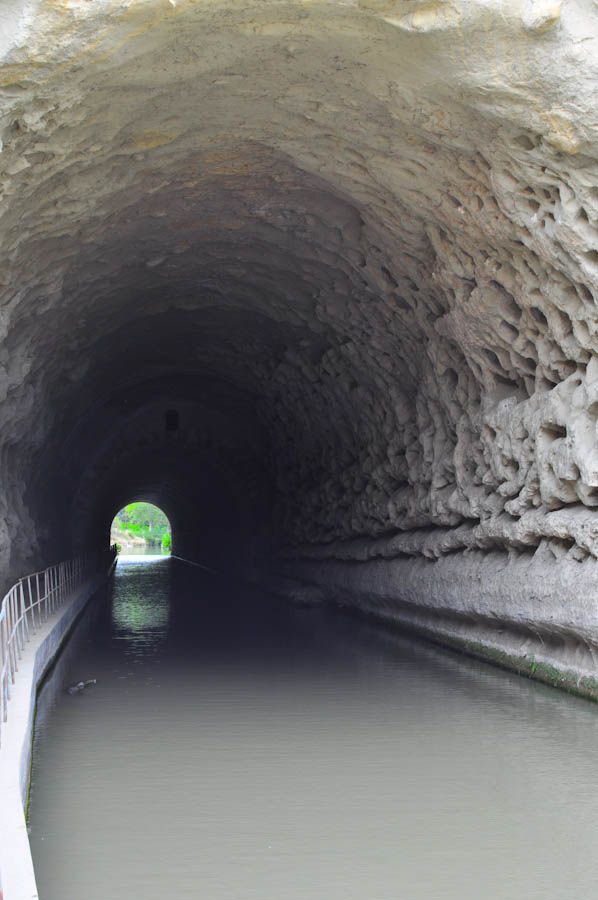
xmin=0 ymin=0 xmax=597 ymax=692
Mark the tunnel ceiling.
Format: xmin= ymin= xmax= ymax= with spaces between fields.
xmin=0 ymin=0 xmax=597 ymax=582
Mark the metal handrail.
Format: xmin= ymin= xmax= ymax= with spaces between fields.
xmin=0 ymin=545 xmax=117 ymax=746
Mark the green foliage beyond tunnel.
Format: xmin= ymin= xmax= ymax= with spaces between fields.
xmin=111 ymin=503 xmax=171 ymax=553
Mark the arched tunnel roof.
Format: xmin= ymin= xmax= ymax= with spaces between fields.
xmin=0 ymin=0 xmax=596 ymax=613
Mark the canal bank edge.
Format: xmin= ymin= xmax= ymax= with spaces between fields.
xmin=175 ymin=554 xmax=598 ymax=700
xmin=0 ymin=560 xmax=117 ymax=900
xmin=271 ymin=551 xmax=598 ymax=702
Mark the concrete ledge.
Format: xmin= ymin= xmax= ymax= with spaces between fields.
xmin=278 ymin=551 xmax=598 ymax=700
xmin=0 ymin=563 xmax=115 ymax=900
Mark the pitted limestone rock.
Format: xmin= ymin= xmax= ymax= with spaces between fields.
xmin=0 ymin=0 xmax=595 ymax=594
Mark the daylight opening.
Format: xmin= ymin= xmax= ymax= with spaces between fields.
xmin=110 ymin=503 xmax=172 ymax=556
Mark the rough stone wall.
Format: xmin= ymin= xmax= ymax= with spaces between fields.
xmin=0 ymin=0 xmax=596 ymax=680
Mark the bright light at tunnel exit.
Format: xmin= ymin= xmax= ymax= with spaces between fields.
xmin=110 ymin=502 xmax=172 ymax=556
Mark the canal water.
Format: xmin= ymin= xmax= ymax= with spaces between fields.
xmin=28 ymin=557 xmax=598 ymax=900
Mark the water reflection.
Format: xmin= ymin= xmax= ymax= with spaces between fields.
xmin=111 ymin=557 xmax=170 ymax=656
xmin=28 ymin=558 xmax=598 ymax=900
xmin=117 ymin=548 xmax=170 ymax=558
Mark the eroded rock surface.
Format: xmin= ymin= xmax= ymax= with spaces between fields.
xmin=0 ymin=0 xmax=596 ymax=683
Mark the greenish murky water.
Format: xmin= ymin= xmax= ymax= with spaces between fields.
xmin=28 ymin=557 xmax=598 ymax=900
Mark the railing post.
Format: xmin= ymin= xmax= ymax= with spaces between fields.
xmin=13 ymin=587 xmax=21 ymax=662
xmin=27 ymin=576 xmax=34 ymax=635
xmin=18 ymin=581 xmax=28 ymax=649
xmin=8 ymin=589 xmax=18 ymax=681
xmin=35 ymin=572 xmax=41 ymax=629
xmin=1 ymin=607 xmax=9 ymax=711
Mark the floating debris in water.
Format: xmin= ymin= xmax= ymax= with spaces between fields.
xmin=66 ymin=679 xmax=97 ymax=695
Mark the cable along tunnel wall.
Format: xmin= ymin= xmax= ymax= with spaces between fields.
xmin=0 ymin=0 xmax=596 ymax=692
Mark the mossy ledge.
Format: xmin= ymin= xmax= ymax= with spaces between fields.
xmin=276 ymin=551 xmax=598 ymax=702
xmin=380 ymin=620 xmax=598 ymax=703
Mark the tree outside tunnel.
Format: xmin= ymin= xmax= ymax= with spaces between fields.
xmin=110 ymin=503 xmax=172 ymax=555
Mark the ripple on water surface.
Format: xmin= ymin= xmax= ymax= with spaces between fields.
xmin=28 ymin=557 xmax=598 ymax=900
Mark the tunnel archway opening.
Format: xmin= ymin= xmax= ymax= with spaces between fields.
xmin=110 ymin=502 xmax=172 ymax=558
